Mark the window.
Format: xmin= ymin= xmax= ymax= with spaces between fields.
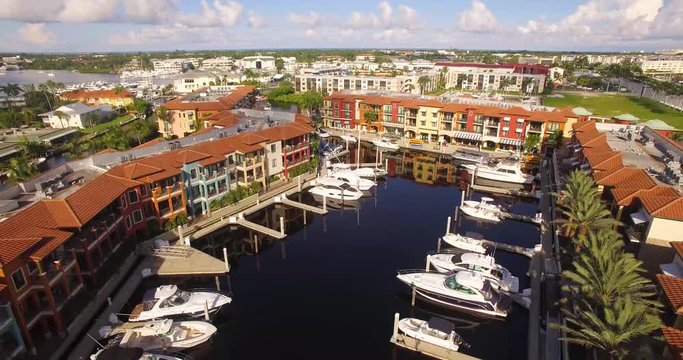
xmin=119 ymin=195 xmax=127 ymax=209
xmin=270 ymin=144 xmax=276 ymax=152
xmin=502 ymin=130 xmax=509 ymax=136
xmin=11 ymin=269 xmax=26 ymax=291
xmin=272 ymin=159 xmax=277 ymax=168
xmin=140 ymin=185 xmax=147 ymax=196
xmin=27 ymin=261 xmax=39 ymax=274
xmin=190 ymin=168 xmax=197 ymax=179
xmin=128 ymin=190 xmax=139 ymax=204
xmin=125 ymin=216 xmax=132 ymax=230
xmin=132 ymin=210 xmax=143 ymax=224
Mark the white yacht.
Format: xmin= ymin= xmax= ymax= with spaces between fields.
xmin=463 ymin=158 xmax=533 ymax=184
xmin=372 ymin=138 xmax=400 ymax=151
xmin=322 ymin=145 xmax=344 ymax=157
xmin=128 ymin=285 xmax=231 ymax=322
xmin=396 ymin=270 xmax=510 ymax=318
xmin=324 ymin=171 xmax=375 ymax=191
xmin=309 ymin=179 xmax=363 ymax=201
xmin=317 ymin=129 xmax=330 ymax=138
xmin=460 ymin=199 xmax=502 ymax=222
xmin=426 ymin=253 xmax=520 ymax=293
xmin=47 ymin=72 xmax=56 ymax=77
xmin=329 ymin=163 xmax=387 ymax=179
xmin=98 ymin=319 xmax=217 ymax=352
xmin=462 ymin=197 xmax=501 ymax=213
xmin=441 ymin=233 xmax=488 ymax=254
xmin=339 ymin=135 xmax=357 ymax=143
xmin=397 ymin=317 xmax=467 ymax=353
xmin=451 ymin=149 xmax=489 ymax=164
xmin=90 ymin=347 xmax=187 ymax=360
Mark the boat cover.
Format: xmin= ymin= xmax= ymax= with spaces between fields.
xmin=428 ymin=317 xmax=454 ymax=334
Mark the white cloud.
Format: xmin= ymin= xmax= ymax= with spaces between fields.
xmin=458 ymin=0 xmax=500 ymax=33
xmin=122 ymin=0 xmax=178 ymax=24
xmin=247 ymin=11 xmax=266 ymax=28
xmin=288 ymin=11 xmax=322 ymax=28
xmin=650 ymin=0 xmax=683 ymax=38
xmin=517 ymin=18 xmax=558 ymax=34
xmin=305 ymin=29 xmax=316 ymax=38
xmin=349 ymin=2 xmax=419 ymax=30
xmin=0 ymin=0 xmax=120 ymax=23
xmin=57 ymin=0 xmax=120 ymax=22
xmin=179 ymin=0 xmax=243 ymax=28
xmin=109 ymin=25 xmax=226 ymax=46
xmin=16 ymin=23 xmax=57 ymax=45
xmin=373 ymin=28 xmax=410 ymax=42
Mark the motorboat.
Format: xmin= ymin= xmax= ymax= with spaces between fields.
xmin=128 ymin=285 xmax=231 ymax=322
xmin=47 ymin=72 xmax=56 ymax=77
xmin=441 ymin=233 xmax=487 ymax=254
xmin=459 ymin=204 xmax=501 ymax=222
xmin=462 ymin=197 xmax=501 ymax=213
xmin=322 ymin=145 xmax=344 ymax=157
xmin=329 ymin=163 xmax=387 ymax=179
xmin=451 ymin=149 xmax=489 ymax=164
xmin=397 ymin=316 xmax=467 ymax=353
xmin=396 ymin=270 xmax=510 ymax=318
xmin=324 ymin=171 xmax=375 ymax=191
xmin=98 ymin=319 xmax=217 ymax=352
xmin=90 ymin=347 xmax=187 ymax=360
xmin=263 ymin=103 xmax=272 ymax=111
xmin=317 ymin=129 xmax=330 ymax=138
xmin=309 ymin=178 xmax=363 ymax=201
xmin=463 ymin=158 xmax=533 ymax=184
xmin=339 ymin=134 xmax=357 ymax=143
xmin=372 ymin=138 xmax=400 ymax=151
xmin=426 ymin=253 xmax=520 ymax=293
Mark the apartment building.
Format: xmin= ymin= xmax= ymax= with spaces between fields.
xmin=235 ymin=56 xmax=275 ymax=70
xmin=295 ymin=73 xmax=439 ymax=95
xmin=0 ymin=290 xmax=25 ymax=359
xmin=152 ymin=58 xmax=200 ymax=73
xmin=40 ymin=103 xmax=115 ymax=129
xmin=639 ymin=59 xmax=683 ymax=78
xmin=60 ymin=89 xmax=135 ymax=108
xmin=434 ymin=63 xmax=549 ymax=94
xmin=159 ymin=86 xmax=257 ymax=138
xmin=201 ymin=56 xmax=235 ymax=71
xmin=323 ymin=93 xmax=580 ymax=151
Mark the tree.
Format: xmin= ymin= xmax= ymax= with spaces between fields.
xmin=555 ymin=170 xmax=600 ymax=211
xmin=20 ymin=108 xmax=36 ymax=126
xmin=82 ymin=112 xmax=99 ymax=128
xmin=52 ymin=110 xmax=68 ymax=128
xmin=522 ymin=133 xmax=541 ymax=154
xmin=275 ymin=58 xmax=285 ymax=74
xmin=364 ymin=111 xmax=378 ymax=123
xmin=156 ymin=106 xmax=172 ymax=135
xmin=300 ymin=91 xmax=324 ymax=113
xmin=499 ymin=77 xmax=513 ymax=93
xmin=545 ymin=130 xmax=564 ymax=147
xmin=418 ymin=75 xmax=431 ymax=95
xmin=244 ymin=69 xmax=257 ymax=80
xmin=0 ymin=83 xmax=23 ymax=111
xmin=112 ymin=85 xmax=126 ymax=94
xmin=3 ymin=156 xmax=37 ymax=182
xmin=560 ymin=198 xmax=620 ymax=237
xmin=17 ymin=136 xmax=48 ymax=159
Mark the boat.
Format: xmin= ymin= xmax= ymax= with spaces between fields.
xmin=339 ymin=134 xmax=357 ymax=143
xmin=98 ymin=319 xmax=217 ymax=352
xmin=263 ymin=103 xmax=272 ymax=111
xmin=90 ymin=347 xmax=187 ymax=360
xmin=396 ymin=270 xmax=510 ymax=318
xmin=329 ymin=163 xmax=387 ymax=179
xmin=463 ymin=158 xmax=533 ymax=184
xmin=128 ymin=285 xmax=231 ymax=322
xmin=47 ymin=72 xmax=56 ymax=77
xmin=426 ymin=253 xmax=520 ymax=293
xmin=317 ymin=129 xmax=330 ymax=138
xmin=309 ymin=179 xmax=363 ymax=201
xmin=397 ymin=317 xmax=467 ymax=352
xmin=323 ymin=170 xmax=375 ymax=191
xmin=322 ymin=145 xmax=344 ymax=157
xmin=459 ymin=204 xmax=501 ymax=222
xmin=462 ymin=197 xmax=501 ymax=212
xmin=372 ymin=138 xmax=400 ymax=151
xmin=441 ymin=233 xmax=488 ymax=254
xmin=451 ymin=149 xmax=490 ymax=164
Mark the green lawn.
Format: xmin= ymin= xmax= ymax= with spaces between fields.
xmin=544 ymin=93 xmax=683 ymax=129
xmin=82 ymin=114 xmax=133 ymax=134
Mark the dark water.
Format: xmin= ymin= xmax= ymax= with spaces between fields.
xmin=133 ymin=147 xmax=537 ymax=360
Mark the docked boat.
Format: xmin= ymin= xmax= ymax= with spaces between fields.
xmin=329 ymin=163 xmax=387 ymax=179
xmin=263 ymin=103 xmax=272 ymax=111
xmin=47 ymin=72 xmax=56 ymax=77
xmin=463 ymin=158 xmax=533 ymax=184
xmin=396 ymin=270 xmax=510 ymax=318
xmin=98 ymin=319 xmax=217 ymax=352
xmin=324 ymin=171 xmax=375 ymax=191
xmin=426 ymin=253 xmax=520 ymax=293
xmin=309 ymin=178 xmax=363 ymax=201
xmin=451 ymin=149 xmax=489 ymax=164
xmin=128 ymin=285 xmax=231 ymax=322
xmin=441 ymin=233 xmax=488 ymax=254
xmin=397 ymin=317 xmax=467 ymax=353
xmin=90 ymin=347 xmax=187 ymax=360
xmin=462 ymin=197 xmax=501 ymax=213
xmin=459 ymin=205 xmax=501 ymax=222
xmin=339 ymin=134 xmax=357 ymax=143
xmin=322 ymin=145 xmax=344 ymax=157
xmin=317 ymin=129 xmax=330 ymax=138
xmin=372 ymin=138 xmax=400 ymax=151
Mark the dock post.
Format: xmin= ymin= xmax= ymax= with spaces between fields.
xmin=437 ymin=237 xmax=442 ymax=252
xmin=323 ymin=195 xmax=327 ymax=212
xmin=392 ymin=313 xmax=400 ymax=340
xmin=215 ymin=276 xmax=221 ymax=291
xmin=445 ymin=216 xmax=451 ymax=235
xmin=107 ymin=297 xmax=112 ymax=306
xmin=425 ymin=256 xmax=431 ymax=271
xmin=298 ymin=176 xmax=302 ymax=191
xmin=280 ymin=216 xmax=285 ymax=236
xmin=303 ymin=210 xmax=307 ymax=225
xmin=256 ymin=193 xmax=260 ymax=205
xmin=376 ymin=146 xmax=379 ymax=167
xmin=204 ymin=300 xmax=210 ymax=321
xmin=254 ymin=234 xmax=259 ymax=254
xmin=454 ymin=206 xmax=459 ymax=223
xmin=223 ymin=247 xmax=230 ymax=272
xmin=470 ymin=170 xmax=476 ymax=187
xmin=177 ymin=225 xmax=183 ymax=243
xmin=411 ymin=286 xmax=416 ymax=306
xmin=385 ymin=158 xmax=388 ymax=170
xmin=460 ymin=193 xmax=465 ymax=208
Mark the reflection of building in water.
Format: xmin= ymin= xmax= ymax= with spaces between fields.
xmin=413 ymin=155 xmax=437 ymax=184
xmin=387 ymin=150 xmax=457 ymax=185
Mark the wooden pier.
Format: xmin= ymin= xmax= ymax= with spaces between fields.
xmin=275 ymin=194 xmax=327 ymax=215
xmin=469 ymin=184 xmax=539 ymax=200
xmin=232 ymin=215 xmax=286 ymax=239
xmin=478 ymin=237 xmax=539 ymax=258
xmin=390 ymin=314 xmax=481 ymax=360
xmin=498 ymin=211 xmax=543 ymax=226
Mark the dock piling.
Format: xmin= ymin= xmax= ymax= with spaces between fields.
xmin=177 ymin=225 xmax=183 ymax=243
xmin=303 ymin=210 xmax=307 ymax=225
xmin=298 ymin=176 xmax=301 ymax=191
xmin=392 ymin=313 xmax=400 ymax=340
xmin=254 ymin=235 xmax=259 ymax=254
xmin=437 ymin=237 xmax=442 ymax=252
xmin=411 ymin=286 xmax=417 ymax=306
xmin=223 ymin=247 xmax=230 ymax=272
xmin=323 ymin=195 xmax=327 ymax=212
xmin=204 ymin=300 xmax=210 ymax=321
xmin=280 ymin=216 xmax=285 ymax=236
xmin=215 ymin=276 xmax=221 ymax=291
xmin=425 ymin=256 xmax=431 ymax=271
xmin=385 ymin=158 xmax=388 ymax=171
xmin=445 ymin=216 xmax=451 ymax=235
xmin=460 ymin=193 xmax=465 ymax=208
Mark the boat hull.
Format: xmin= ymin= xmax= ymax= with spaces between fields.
xmin=441 ymin=234 xmax=487 ymax=253
xmin=459 ymin=206 xmax=500 ymax=222
xmin=413 ymin=288 xmax=507 ymax=319
xmin=397 ymin=318 xmax=460 ymax=352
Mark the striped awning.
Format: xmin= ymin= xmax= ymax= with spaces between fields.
xmin=453 ymin=131 xmax=483 ymax=141
xmin=500 ymin=138 xmax=523 ymax=146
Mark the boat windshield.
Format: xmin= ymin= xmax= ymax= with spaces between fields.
xmin=339 ymin=183 xmax=356 ymax=191
xmin=444 ymin=276 xmax=476 ymax=295
xmin=160 ymin=290 xmax=191 ymax=308
xmin=490 ymin=269 xmax=503 ymax=279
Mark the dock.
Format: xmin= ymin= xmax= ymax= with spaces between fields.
xmin=479 ymin=237 xmax=539 ymax=258
xmin=498 ymin=211 xmax=543 ymax=226
xmin=275 ymin=194 xmax=327 ymax=214
xmin=140 ymin=243 xmax=228 ymax=276
xmin=390 ymin=314 xmax=480 ymax=360
xmin=233 ymin=215 xmax=286 ymax=239
xmin=469 ymin=184 xmax=539 ymax=200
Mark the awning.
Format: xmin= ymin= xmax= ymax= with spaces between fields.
xmin=660 ymin=263 xmax=683 ymax=278
xmin=500 ymin=138 xmax=523 ymax=146
xmin=630 ymin=210 xmax=650 ymax=225
xmin=453 ymin=131 xmax=482 ymax=141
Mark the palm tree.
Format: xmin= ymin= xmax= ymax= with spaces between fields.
xmin=3 ymin=156 xmax=37 ymax=182
xmin=418 ymin=75 xmax=431 ymax=95
xmin=20 ymin=108 xmax=35 ymax=127
xmin=560 ymin=198 xmax=621 ymax=237
xmin=156 ymin=106 xmax=172 ymax=136
xmin=554 ymin=170 xmax=600 ymax=211
xmin=523 ymin=133 xmax=541 ymax=154
xmin=1 ymin=83 xmax=23 ymax=110
xmin=558 ymin=297 xmax=661 ymax=359
xmin=52 ymin=110 xmax=68 ymax=128
xmin=404 ymin=83 xmax=416 ymax=93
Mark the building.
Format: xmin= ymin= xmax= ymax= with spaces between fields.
xmin=295 ymin=73 xmax=439 ymax=95
xmin=323 ymin=92 xmax=579 ymax=151
xmin=0 ymin=288 xmax=25 ymax=359
xmin=59 ymin=89 xmax=135 ymax=108
xmin=434 ymin=63 xmax=549 ymax=93
xmin=235 ymin=56 xmax=275 ymax=70
xmin=0 ymin=93 xmax=25 ymax=109
xmin=152 ymin=58 xmax=200 ymax=73
xmin=173 ymin=70 xmax=248 ymax=93
xmin=159 ymin=86 xmax=257 ymax=138
xmin=200 ymin=57 xmax=234 ymax=71
xmin=40 ymin=103 xmax=115 ymax=129
xmin=639 ymin=59 xmax=683 ymax=79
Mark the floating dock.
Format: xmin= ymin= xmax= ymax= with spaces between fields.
xmin=498 ymin=211 xmax=543 ymax=226
xmin=142 ymin=245 xmax=228 ymax=276
xmin=233 ymin=215 xmax=286 ymax=239
xmin=275 ymin=194 xmax=327 ymax=215
xmin=478 ymin=237 xmax=538 ymax=258
xmin=469 ymin=184 xmax=539 ymax=200
xmin=390 ymin=314 xmax=481 ymax=360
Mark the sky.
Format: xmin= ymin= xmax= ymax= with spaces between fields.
xmin=0 ymin=0 xmax=681 ymax=53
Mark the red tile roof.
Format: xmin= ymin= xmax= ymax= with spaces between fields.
xmin=0 ymin=238 xmax=42 ymax=265
xmin=672 ymin=242 xmax=683 ymax=260
xmin=164 ymin=86 xmax=256 ymax=112
xmin=133 ymin=138 xmax=165 ymax=149
xmin=585 ymin=149 xmax=621 ymax=169
xmin=595 ymin=167 xmax=644 ymax=186
xmin=28 ymin=229 xmax=74 ymax=261
xmin=60 ymin=89 xmax=134 ymax=100
xmin=645 ymin=197 xmax=683 ymax=221
xmin=66 ymin=174 xmax=142 ymax=224
xmin=657 ymin=274 xmax=683 ymax=314
xmin=663 ymin=326 xmax=683 ymax=355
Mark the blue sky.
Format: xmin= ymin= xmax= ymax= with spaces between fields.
xmin=0 ymin=0 xmax=680 ymax=52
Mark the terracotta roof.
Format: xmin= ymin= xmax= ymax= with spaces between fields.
xmin=204 ymin=111 xmax=240 ymax=128
xmin=672 ymin=242 xmax=683 ymax=260
xmin=527 ymin=110 xmax=568 ymax=123
xmin=134 ymin=138 xmax=165 ymax=149
xmin=164 ymin=86 xmax=255 ymax=112
xmin=175 ymin=150 xmax=210 ymax=165
xmin=585 ymin=150 xmax=621 ymax=169
xmin=663 ymin=326 xmax=683 ymax=355
xmin=0 ymin=238 xmax=42 ymax=265
xmin=60 ymin=89 xmax=134 ymax=100
xmin=257 ymin=122 xmax=313 ymax=141
xmin=96 ymin=148 xmax=118 ymax=155
xmin=577 ymin=132 xmax=606 ymax=148
xmin=28 ymin=229 xmax=74 ymax=261
xmin=499 ymin=107 xmax=531 ymax=117
xmin=657 ymin=274 xmax=683 ymax=314
xmin=239 ymin=133 xmax=269 ymax=146
xmin=607 ymin=169 xmax=657 ymax=205
xmin=592 ymin=154 xmax=624 ymax=179
xmin=66 ymin=174 xmax=142 ymax=224
xmin=647 ymin=197 xmax=683 ymax=221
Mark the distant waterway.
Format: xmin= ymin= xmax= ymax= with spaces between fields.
xmin=0 ymin=69 xmax=173 ymax=86
xmin=125 ymin=146 xmax=537 ymax=360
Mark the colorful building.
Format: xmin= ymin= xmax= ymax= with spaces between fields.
xmin=60 ymin=89 xmax=135 ymax=108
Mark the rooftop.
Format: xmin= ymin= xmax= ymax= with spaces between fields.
xmin=657 ymin=274 xmax=683 ymax=314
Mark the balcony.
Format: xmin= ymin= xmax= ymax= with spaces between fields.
xmin=284 ymin=142 xmax=309 ymax=154
xmin=528 ymin=124 xmax=544 ymax=132
xmin=237 ymin=156 xmax=263 ymax=169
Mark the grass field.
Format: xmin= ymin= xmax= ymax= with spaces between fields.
xmin=544 ymin=93 xmax=683 ymax=129
xmin=82 ymin=114 xmax=133 ymax=134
